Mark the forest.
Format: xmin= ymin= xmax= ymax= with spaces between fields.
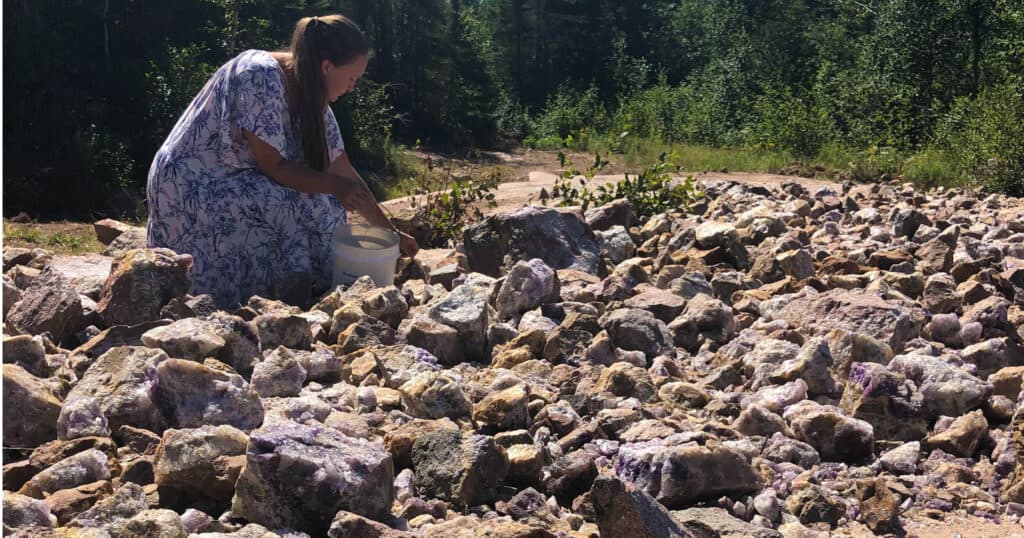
xmin=4 ymin=0 xmax=1023 ymax=219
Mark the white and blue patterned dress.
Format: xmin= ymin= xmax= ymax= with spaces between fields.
xmin=146 ymin=50 xmax=347 ymax=308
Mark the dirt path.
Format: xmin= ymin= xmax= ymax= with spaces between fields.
xmin=382 ymin=148 xmax=837 ymax=218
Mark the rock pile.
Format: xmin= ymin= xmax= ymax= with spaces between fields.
xmin=3 ymin=179 xmax=1024 ymax=537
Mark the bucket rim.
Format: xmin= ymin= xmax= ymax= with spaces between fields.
xmin=334 ymin=223 xmax=400 ymax=251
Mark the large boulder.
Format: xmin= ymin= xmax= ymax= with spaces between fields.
xmin=590 ymin=476 xmax=693 ymax=538
xmin=463 ymin=206 xmax=603 ymax=277
xmin=494 ymin=259 xmax=559 ymax=321
xmin=231 ymin=420 xmax=394 ymax=535
xmin=428 ymin=282 xmax=491 ymax=362
xmin=839 ymin=362 xmax=927 ymax=442
xmin=62 ymin=346 xmax=169 ymax=433
xmin=3 ymin=364 xmax=62 ymax=448
xmin=5 ymin=265 xmax=84 ymax=346
xmin=97 ymin=248 xmax=192 ymax=326
xmin=411 ymin=429 xmax=509 ymax=507
xmin=772 ymin=289 xmax=925 ymax=352
xmin=615 ymin=441 xmax=761 ymax=507
xmin=783 ymin=400 xmax=875 ymax=463
xmin=154 ymin=425 xmax=249 ymax=502
xmin=887 ymin=353 xmax=990 ymax=419
xmin=153 ymin=359 xmax=264 ymax=431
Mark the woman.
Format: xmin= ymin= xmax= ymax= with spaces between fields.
xmin=146 ymin=15 xmax=418 ymax=308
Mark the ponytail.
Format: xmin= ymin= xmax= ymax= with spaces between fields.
xmin=282 ymin=15 xmax=369 ymax=171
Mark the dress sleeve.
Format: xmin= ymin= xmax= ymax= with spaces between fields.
xmin=324 ymin=106 xmax=347 ymax=165
xmin=220 ymin=52 xmax=290 ymax=169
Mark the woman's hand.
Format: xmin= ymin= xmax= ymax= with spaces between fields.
xmin=398 ymin=231 xmax=420 ymax=258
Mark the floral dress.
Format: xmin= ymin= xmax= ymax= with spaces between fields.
xmin=146 ymin=49 xmax=347 ymax=308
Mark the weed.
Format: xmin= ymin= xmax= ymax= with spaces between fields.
xmin=406 ymin=154 xmax=498 ymax=248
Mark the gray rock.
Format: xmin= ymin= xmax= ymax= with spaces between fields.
xmin=3 ymin=274 xmax=22 ymax=320
xmin=400 ymin=315 xmax=463 ymax=366
xmin=428 ymin=282 xmax=490 ymax=361
xmin=772 ymin=288 xmax=925 ymax=352
xmin=252 ymin=312 xmax=313 ymax=351
xmin=231 ymin=420 xmax=394 ymax=535
xmin=57 ymin=396 xmax=110 ymax=440
xmin=3 ymin=335 xmax=48 ymax=377
xmin=463 ymin=206 xmax=604 ymax=277
xmin=206 ymin=312 xmax=262 ymax=375
xmin=252 ymin=346 xmax=308 ymax=398
xmin=49 ymin=254 xmax=113 ymax=299
xmin=67 ymin=482 xmax=148 ymax=534
xmin=839 ymin=361 xmax=927 ymax=442
xmin=733 ymin=404 xmax=792 ymax=437
xmin=121 ymin=509 xmax=188 ymax=538
xmin=3 ymin=364 xmax=62 ymax=447
xmin=494 ymin=259 xmax=559 ymax=321
xmin=18 ymin=448 xmax=109 ymax=498
xmin=585 ymin=199 xmax=633 ymax=231
xmin=103 ymin=227 xmax=148 ymax=257
xmin=543 ymin=449 xmax=599 ymax=503
xmin=327 ymin=510 xmax=413 ymax=538
xmin=590 ymin=475 xmax=693 ymax=538
xmin=141 ymin=318 xmax=226 ymax=361
xmin=879 ymin=441 xmax=920 ymax=474
xmin=96 ymin=248 xmax=192 ymax=326
xmin=602 ymin=308 xmax=674 ymax=358
xmin=772 ymin=337 xmax=837 ymax=397
xmin=888 ymin=353 xmax=990 ymax=418
xmin=411 ymin=429 xmax=509 ymax=507
xmin=2 ymin=493 xmax=56 ymax=531
xmin=153 ymin=358 xmax=264 ymax=431
xmin=783 ymin=400 xmax=874 ymax=462
xmin=6 ymin=265 xmax=84 ymax=346
xmin=596 ymin=226 xmax=636 ymax=265
xmin=357 ymin=285 xmax=409 ymax=328
xmin=672 ymin=507 xmax=783 ymax=538
xmin=962 ymin=337 xmax=1016 ymax=379
xmin=615 ymin=441 xmax=761 ymax=507
xmin=762 ymin=432 xmax=820 ymax=468
xmin=893 ymin=208 xmax=931 ymax=238
xmin=63 ymin=346 xmax=169 ymax=433
xmin=154 ymin=425 xmax=249 ymax=501
xmin=668 ymin=294 xmax=736 ymax=352
xmin=399 ymin=371 xmax=472 ymax=419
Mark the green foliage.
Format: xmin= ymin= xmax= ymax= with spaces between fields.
xmin=933 ymin=82 xmax=1024 ymax=195
xmin=532 ymin=86 xmax=609 ymax=141
xmin=901 ymin=149 xmax=959 ymax=191
xmin=145 ymin=45 xmax=217 ymax=144
xmin=550 ymin=146 xmax=701 ymax=220
xmin=598 ymin=154 xmax=702 ymax=220
xmin=406 ymin=155 xmax=499 ymax=247
xmin=750 ymin=86 xmax=833 ymax=158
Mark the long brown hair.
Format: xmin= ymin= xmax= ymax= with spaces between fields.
xmin=280 ymin=15 xmax=369 ymax=171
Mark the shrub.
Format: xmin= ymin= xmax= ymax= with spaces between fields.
xmin=550 ymin=149 xmax=702 ymax=220
xmin=933 ymin=82 xmax=1024 ymax=196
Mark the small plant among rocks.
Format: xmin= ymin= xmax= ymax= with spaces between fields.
xmin=550 ymin=148 xmax=702 ymax=219
xmin=407 ymin=153 xmax=498 ymax=248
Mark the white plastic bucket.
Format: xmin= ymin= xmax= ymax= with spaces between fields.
xmin=331 ymin=223 xmax=400 ymax=288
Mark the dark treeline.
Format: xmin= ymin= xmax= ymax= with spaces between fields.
xmin=4 ymin=0 xmax=1023 ymax=219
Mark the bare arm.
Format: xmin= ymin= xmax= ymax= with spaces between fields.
xmin=242 ymin=129 xmax=419 ymax=256
xmin=326 ymin=149 xmax=395 ymax=230
xmin=241 ymin=129 xmax=372 ymax=213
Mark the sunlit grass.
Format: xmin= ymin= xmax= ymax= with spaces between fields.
xmin=3 ymin=222 xmax=103 ymax=255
